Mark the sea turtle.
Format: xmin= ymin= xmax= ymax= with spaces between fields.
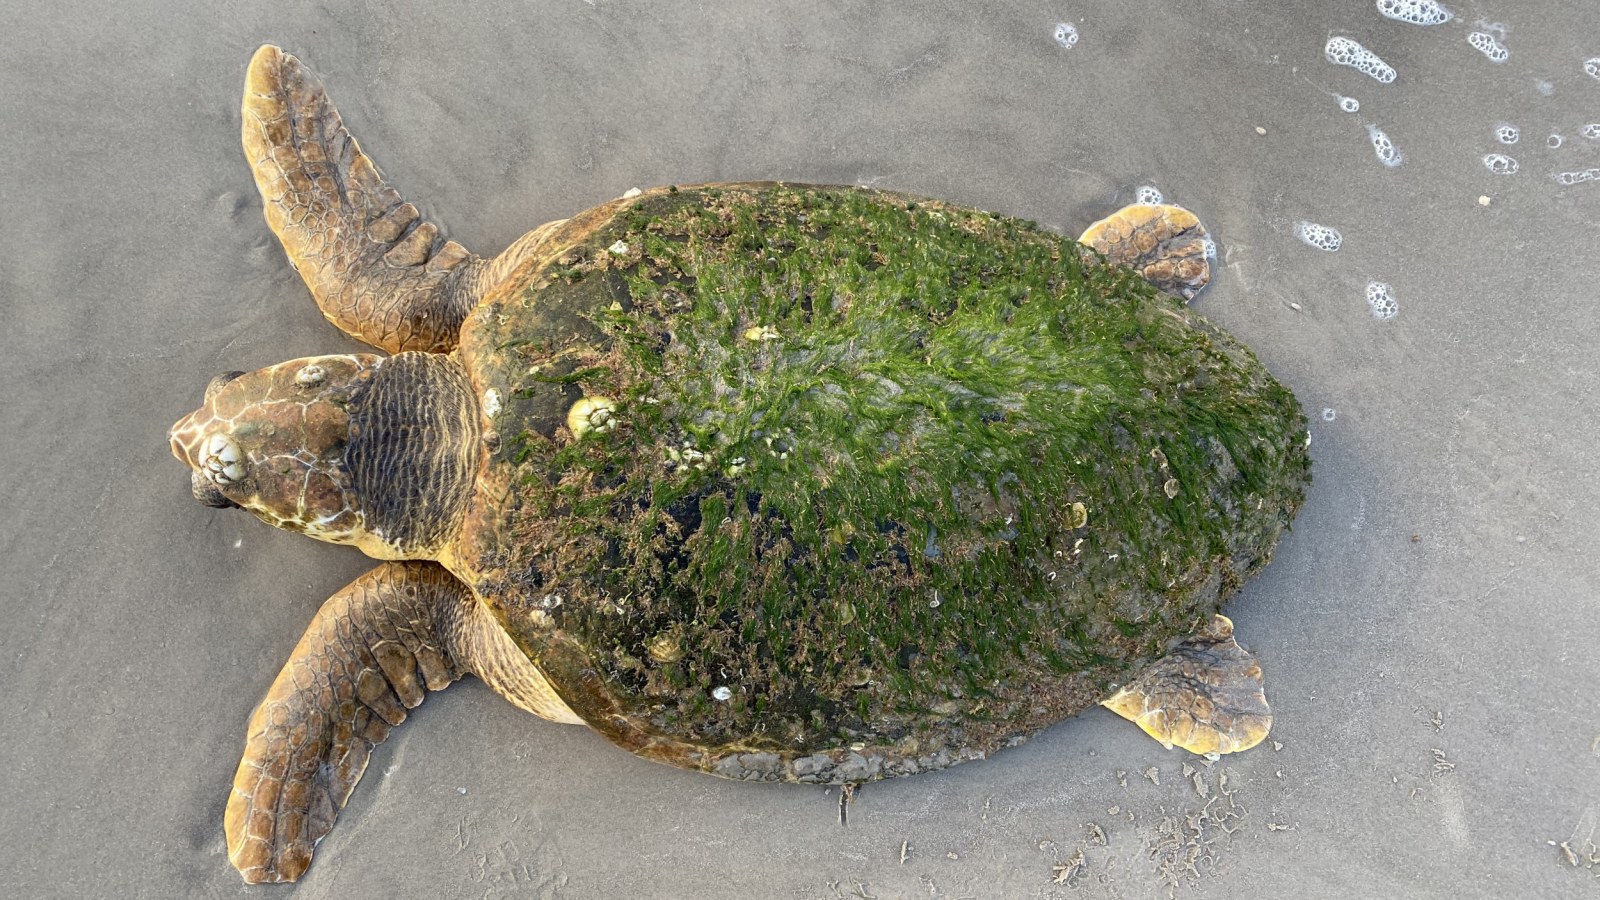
xmin=169 ymin=46 xmax=1310 ymax=883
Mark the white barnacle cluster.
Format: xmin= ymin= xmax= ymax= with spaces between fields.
xmin=1134 ymin=185 xmax=1164 ymax=205
xmin=202 ymin=433 xmax=245 ymax=485
xmin=1495 ymin=124 xmax=1519 ymax=145
xmin=1376 ymin=0 xmax=1451 ymax=26
xmin=1467 ymin=32 xmax=1509 ymax=63
xmin=665 ymin=438 xmax=708 ymax=474
xmin=1366 ymin=124 xmax=1404 ymax=167
xmin=1482 ymin=153 xmax=1519 ymax=175
xmin=1065 ymin=501 xmax=1089 ymax=530
xmin=1554 ymin=168 xmax=1600 ymax=187
xmin=1366 ymin=281 xmax=1399 ymax=320
xmin=567 ymin=396 xmax=617 ymax=438
xmin=481 ymin=388 xmax=502 ymax=418
xmin=1052 ymin=23 xmax=1079 ymax=49
xmin=607 ymin=240 xmax=630 ymax=256
xmin=1295 ymin=221 xmax=1343 ymax=252
xmin=1326 ymin=37 xmax=1398 ymax=83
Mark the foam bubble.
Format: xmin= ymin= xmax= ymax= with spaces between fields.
xmin=1053 ymin=23 xmax=1079 ymax=49
xmin=1584 ymin=124 xmax=1600 ymax=140
xmin=1321 ymin=408 xmax=1337 ymax=422
xmin=1585 ymin=58 xmax=1600 ymax=80
xmin=1376 ymin=0 xmax=1452 ymax=25
xmin=1547 ymin=133 xmax=1563 ymax=149
xmin=1366 ymin=282 xmax=1399 ymax=320
xmin=1326 ymin=37 xmax=1398 ymax=83
xmin=1482 ymin=153 xmax=1519 ymax=175
xmin=1339 ymin=95 xmax=1361 ymax=113
xmin=1367 ymin=124 xmax=1404 ymax=167
xmin=1295 ymin=221 xmax=1343 ymax=252
xmin=1134 ymin=185 xmax=1164 ymax=205
xmin=1554 ymin=168 xmax=1600 ymax=186
xmin=1467 ymin=32 xmax=1509 ymax=63
xmin=1495 ymin=124 xmax=1519 ymax=144
xmin=1201 ymin=236 xmax=1217 ymax=261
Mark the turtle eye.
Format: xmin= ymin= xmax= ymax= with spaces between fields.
xmin=204 ymin=370 xmax=246 ymax=402
xmin=191 ymin=470 xmax=240 ymax=509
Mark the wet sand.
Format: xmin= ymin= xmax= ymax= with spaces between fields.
xmin=3 ymin=2 xmax=1598 ymax=897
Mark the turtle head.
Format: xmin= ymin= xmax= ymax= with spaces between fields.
xmin=169 ymin=355 xmax=380 ymax=544
xmin=170 ymin=351 xmax=481 ymax=559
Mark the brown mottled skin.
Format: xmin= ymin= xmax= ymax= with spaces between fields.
xmin=170 ymin=45 xmax=1288 ymax=883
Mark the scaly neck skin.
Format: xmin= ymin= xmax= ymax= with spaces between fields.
xmin=347 ymin=352 xmax=482 ymax=560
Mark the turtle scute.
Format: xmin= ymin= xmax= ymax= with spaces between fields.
xmin=452 ymin=184 xmax=1310 ymax=781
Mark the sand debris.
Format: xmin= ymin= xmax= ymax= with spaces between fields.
xmin=1430 ymin=748 xmax=1455 ymax=776
xmin=1051 ymin=848 xmax=1087 ymax=885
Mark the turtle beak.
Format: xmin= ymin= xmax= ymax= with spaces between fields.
xmin=170 ymin=410 xmax=243 ymax=510
xmin=172 ymin=370 xmax=249 ymax=467
xmin=169 ymin=410 xmax=202 ymax=467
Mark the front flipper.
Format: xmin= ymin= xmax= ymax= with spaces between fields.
xmin=241 ymin=45 xmax=485 ymax=353
xmin=225 ymin=562 xmax=471 ymax=883
xmin=1100 ymin=615 xmax=1272 ymax=757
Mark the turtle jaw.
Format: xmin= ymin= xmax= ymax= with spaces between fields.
xmin=190 ymin=469 xmax=241 ymax=509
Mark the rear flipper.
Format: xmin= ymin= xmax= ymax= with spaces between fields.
xmin=241 ymin=45 xmax=485 ymax=353
xmin=1077 ymin=203 xmax=1212 ymax=301
xmin=1100 ymin=615 xmax=1271 ymax=757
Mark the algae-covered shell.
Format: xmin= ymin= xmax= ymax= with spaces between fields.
xmin=454 ymin=183 xmax=1309 ymax=782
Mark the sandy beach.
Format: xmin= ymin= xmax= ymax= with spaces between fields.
xmin=3 ymin=1 xmax=1597 ymax=896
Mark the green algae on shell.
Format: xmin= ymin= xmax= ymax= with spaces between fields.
xmin=456 ymin=183 xmax=1310 ymax=780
